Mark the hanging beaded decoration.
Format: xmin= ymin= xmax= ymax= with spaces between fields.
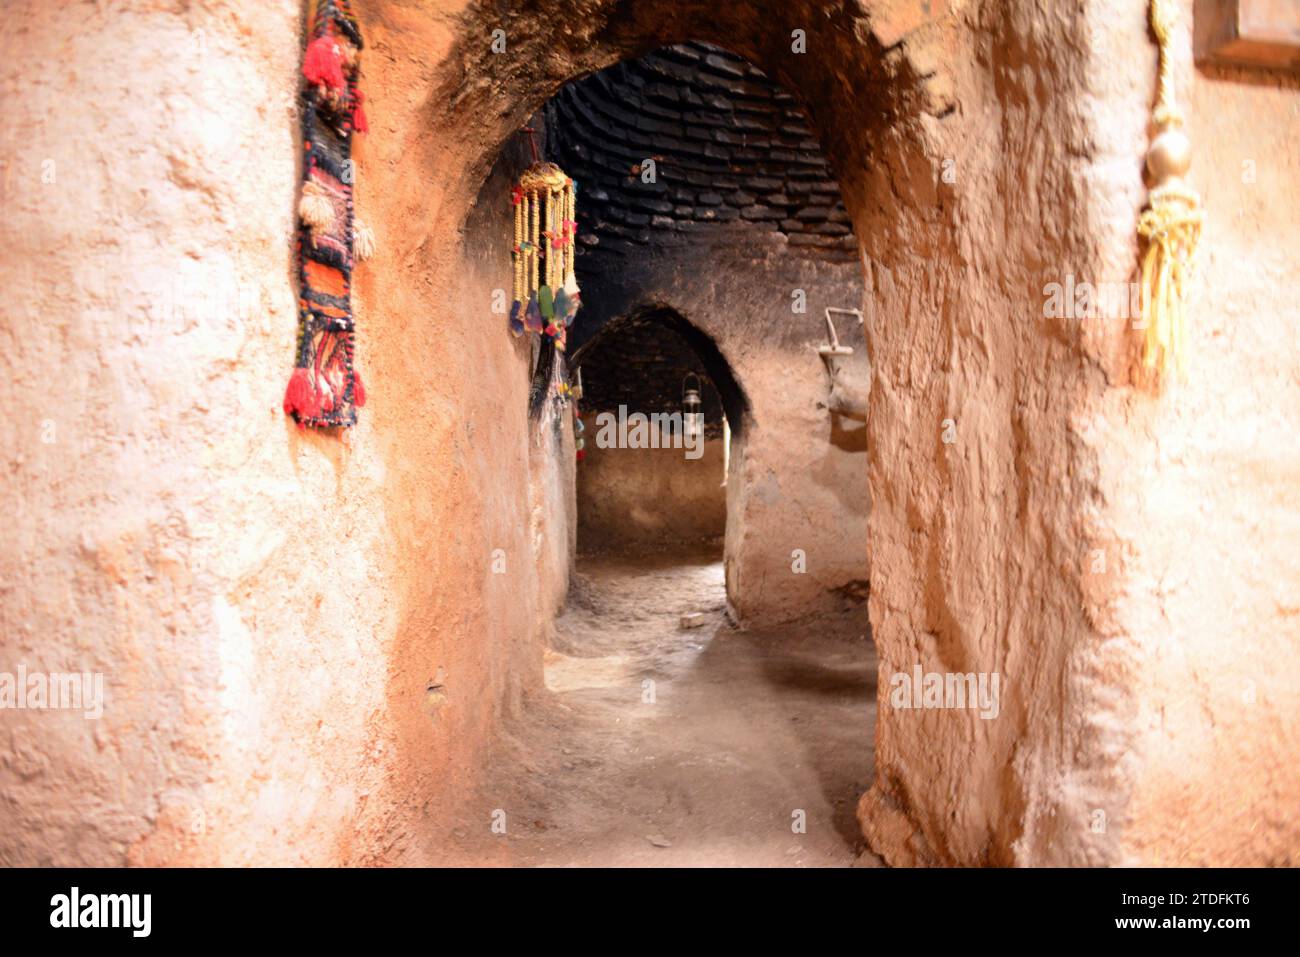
xmin=509 ymin=152 xmax=580 ymax=351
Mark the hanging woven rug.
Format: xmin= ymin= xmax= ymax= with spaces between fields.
xmin=283 ymin=0 xmax=373 ymax=428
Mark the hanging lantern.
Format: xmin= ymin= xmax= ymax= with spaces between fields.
xmin=682 ymin=372 xmax=703 ymax=442
xmin=510 ymin=161 xmax=580 ymax=351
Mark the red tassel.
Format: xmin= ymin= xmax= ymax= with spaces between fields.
xmin=352 ymin=370 xmax=366 ymax=407
xmin=353 ymin=90 xmax=369 ymax=134
xmin=283 ymin=367 xmax=320 ymax=420
xmin=303 ymin=35 xmax=345 ymax=91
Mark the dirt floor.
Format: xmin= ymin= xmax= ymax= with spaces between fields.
xmin=434 ymin=546 xmax=876 ymax=867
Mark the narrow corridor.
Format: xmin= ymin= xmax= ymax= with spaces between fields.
xmin=443 ymin=549 xmax=875 ymax=867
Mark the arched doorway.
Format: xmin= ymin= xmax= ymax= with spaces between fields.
xmin=363 ymin=0 xmax=1100 ymax=871
xmin=571 ymin=305 xmax=742 ymax=559
xmin=443 ymin=40 xmax=875 ymax=865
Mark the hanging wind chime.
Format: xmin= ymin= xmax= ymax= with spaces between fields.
xmin=1137 ymin=0 xmax=1203 ymax=386
xmin=509 ymin=130 xmax=581 ymax=351
xmin=283 ymin=0 xmax=373 ymax=428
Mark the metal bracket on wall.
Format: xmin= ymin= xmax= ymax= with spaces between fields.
xmin=819 ymin=308 xmax=862 ymax=365
xmin=818 ymin=308 xmax=868 ymax=421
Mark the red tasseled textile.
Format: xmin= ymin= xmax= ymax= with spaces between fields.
xmin=303 ymin=35 xmax=345 ymax=91
xmin=283 ymin=367 xmax=320 ymax=422
xmin=353 ymin=371 xmax=366 ymax=407
xmin=353 ymin=90 xmax=369 ymax=134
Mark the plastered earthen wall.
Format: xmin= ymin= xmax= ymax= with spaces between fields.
xmin=0 ymin=0 xmax=1295 ymax=867
xmin=1067 ymin=4 xmax=1300 ymax=866
xmin=576 ymin=418 xmax=726 ymax=550
xmin=0 ymin=0 xmax=575 ymax=866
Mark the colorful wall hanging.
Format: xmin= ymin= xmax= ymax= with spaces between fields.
xmin=510 ymin=158 xmax=580 ymax=351
xmin=283 ymin=0 xmax=372 ymax=428
xmin=572 ymin=371 xmax=586 ymax=462
xmin=1138 ymin=0 xmax=1203 ymax=384
xmin=573 ymin=367 xmax=585 ymax=462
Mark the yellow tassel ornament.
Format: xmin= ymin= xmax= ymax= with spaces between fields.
xmin=1137 ymin=0 xmax=1203 ymax=383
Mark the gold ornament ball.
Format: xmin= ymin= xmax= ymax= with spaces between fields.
xmin=1146 ymin=127 xmax=1192 ymax=182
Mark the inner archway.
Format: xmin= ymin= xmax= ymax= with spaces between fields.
xmin=572 ymin=305 xmax=739 ymax=558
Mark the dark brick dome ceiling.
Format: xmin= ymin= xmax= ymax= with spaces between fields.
xmin=545 ymin=42 xmax=855 ymax=270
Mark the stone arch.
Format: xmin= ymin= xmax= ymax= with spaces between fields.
xmin=424 ymin=1 xmax=943 ymax=220
xmin=358 ymin=0 xmax=1105 ymax=867
xmin=461 ymin=33 xmax=874 ymax=625
xmin=569 ymin=302 xmax=748 ymax=583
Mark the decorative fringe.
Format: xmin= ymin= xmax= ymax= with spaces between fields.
xmin=353 ymin=370 xmax=366 ymax=407
xmin=561 ymin=272 xmax=581 ymax=327
xmin=353 ymin=89 xmax=369 ymax=134
xmin=525 ymin=292 xmax=543 ymax=334
xmin=1138 ymin=182 xmax=1200 ymax=378
xmin=1137 ymin=0 xmax=1202 ymax=383
xmin=353 ymin=218 xmax=375 ymax=261
xmin=299 ymin=180 xmax=335 ymax=230
xmin=303 ymin=35 xmax=346 ymax=91
xmin=283 ymin=367 xmax=320 ymax=421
